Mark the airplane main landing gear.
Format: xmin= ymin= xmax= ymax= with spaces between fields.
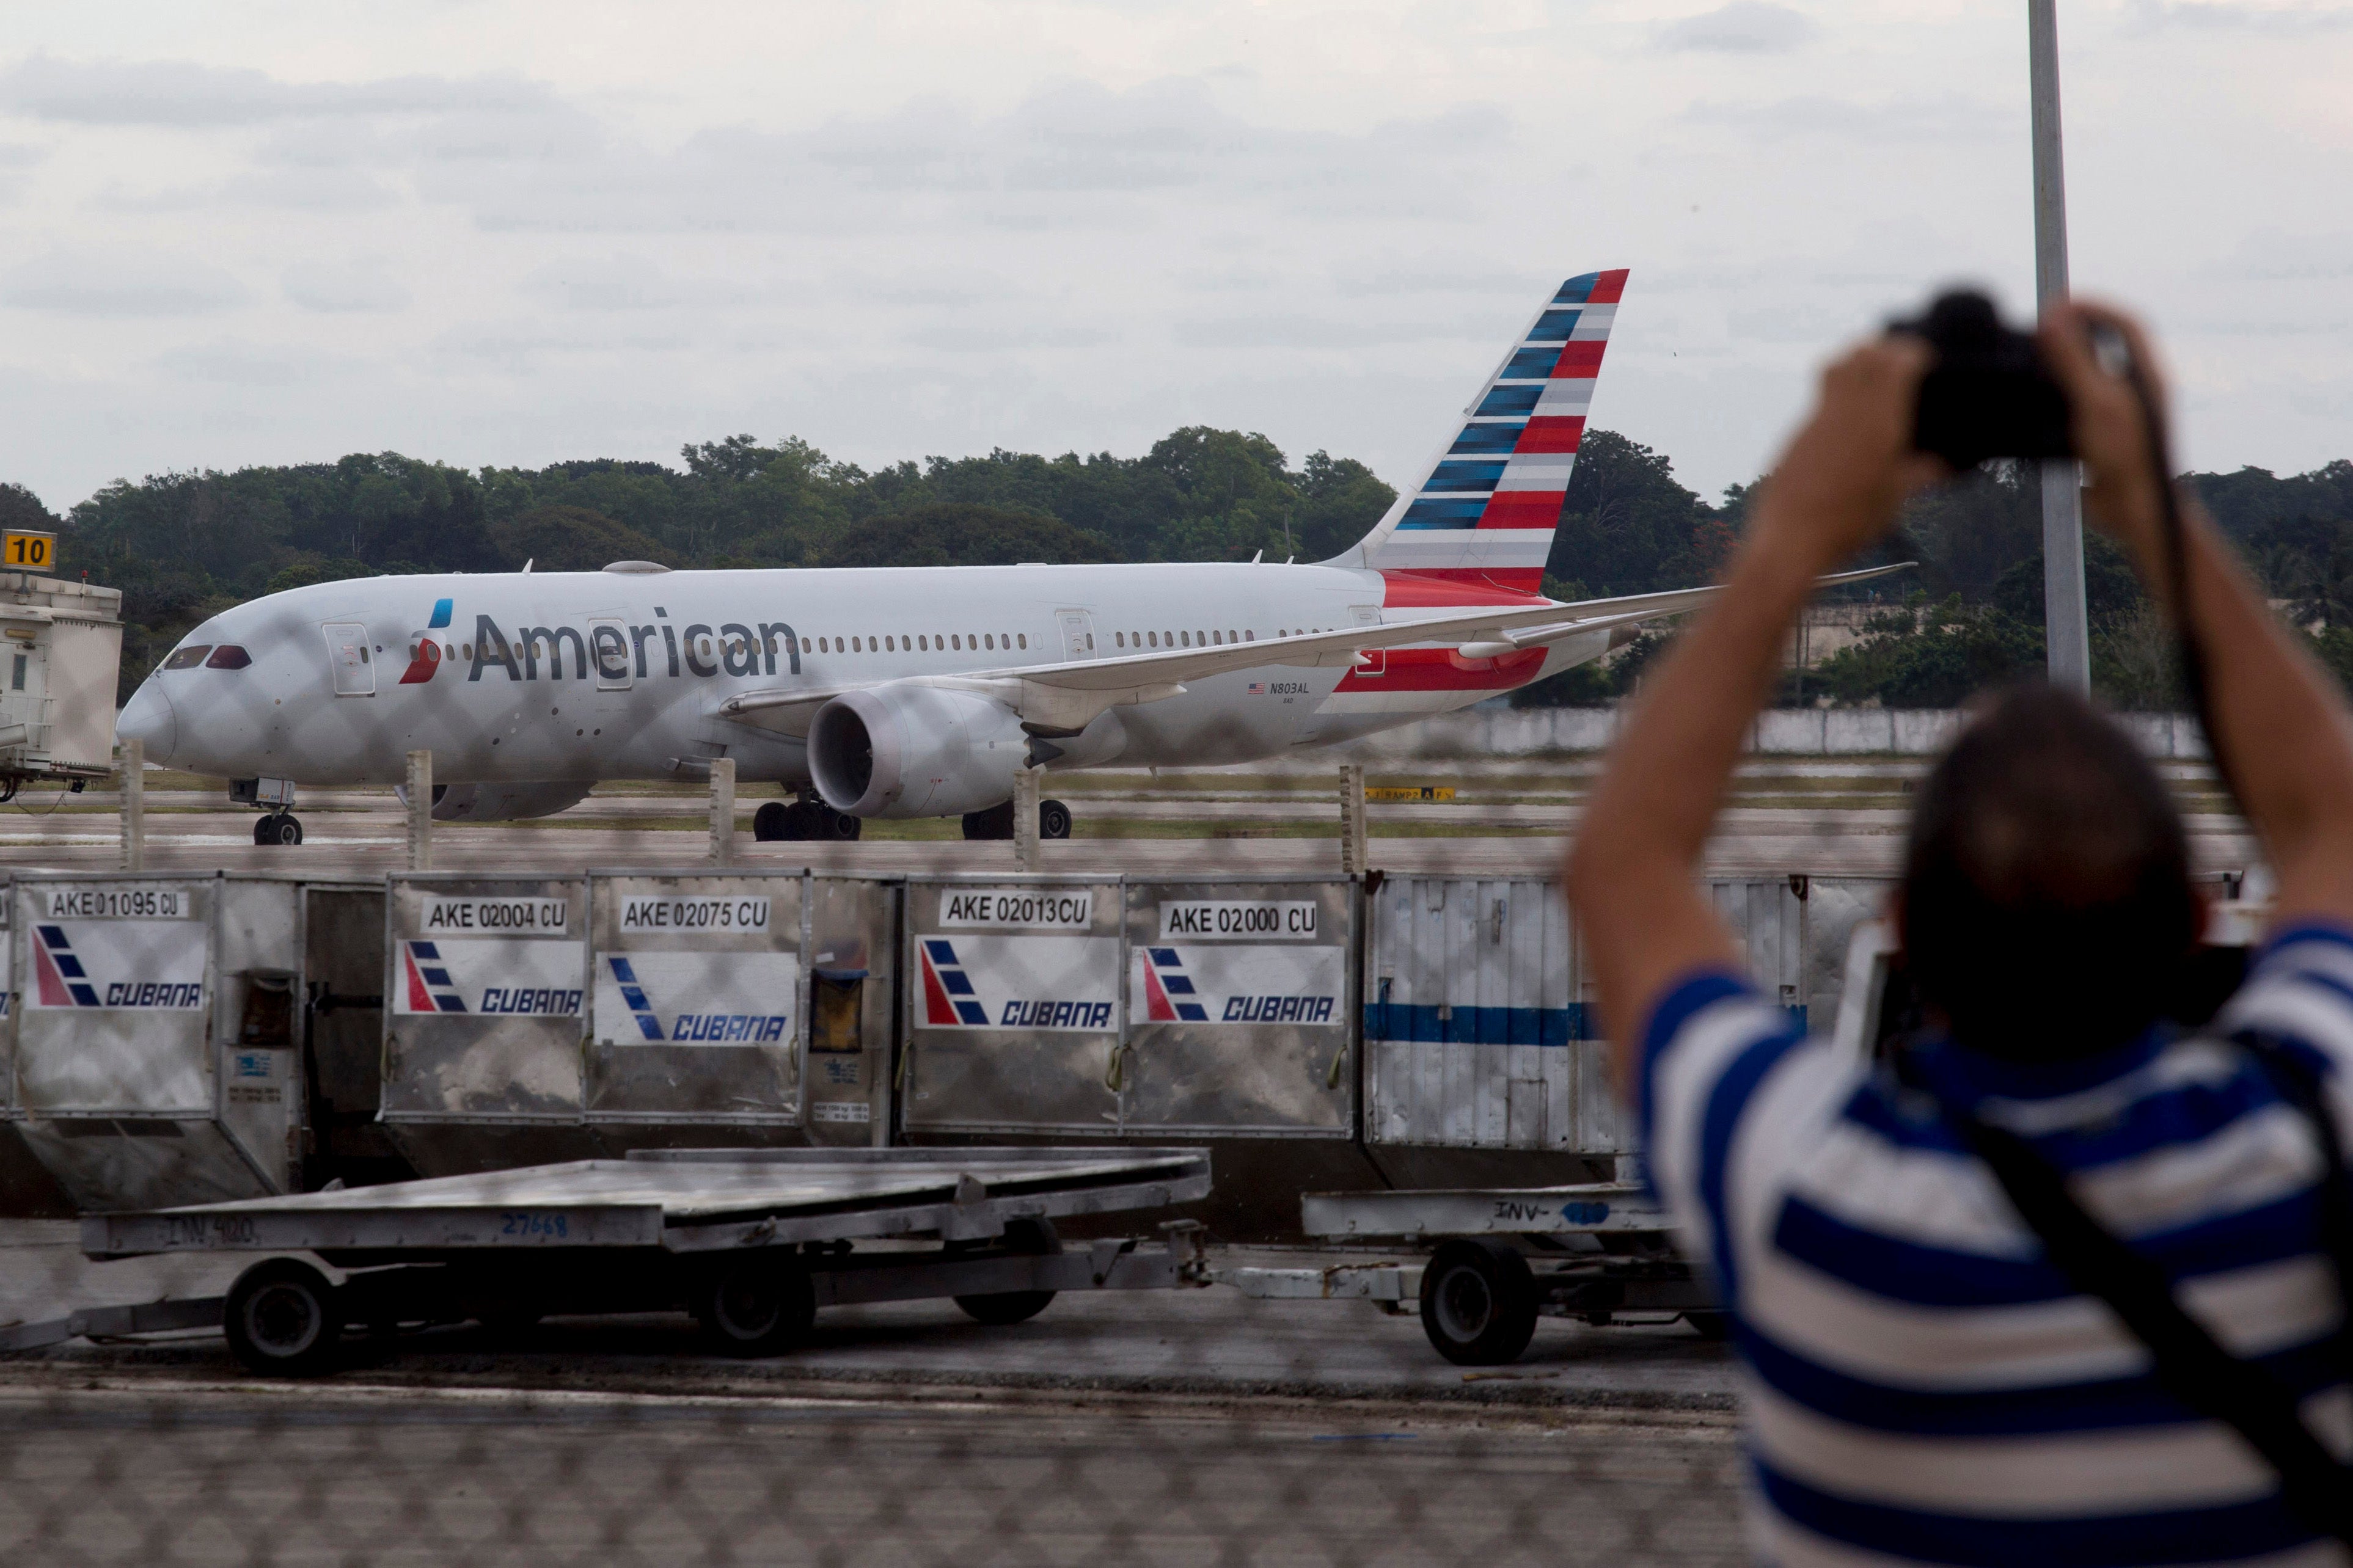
xmin=753 ymin=795 xmax=862 ymax=842
xmin=252 ymin=813 xmax=304 ymax=846
xmin=961 ymin=800 xmax=1072 ymax=841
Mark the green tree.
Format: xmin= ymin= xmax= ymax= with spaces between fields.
xmin=814 ymin=504 xmax=1115 ymax=569
xmin=488 ymin=506 xmax=672 ymax=574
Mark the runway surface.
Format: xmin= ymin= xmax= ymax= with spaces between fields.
xmin=0 ymin=773 xmax=2258 ymax=880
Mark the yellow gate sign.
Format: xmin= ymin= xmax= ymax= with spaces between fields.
xmin=1363 ymin=786 xmax=1456 ymax=803
xmin=3 ymin=531 xmax=56 ymax=573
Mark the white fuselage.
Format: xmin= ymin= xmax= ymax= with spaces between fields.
xmin=117 ymin=560 xmax=1602 ymax=804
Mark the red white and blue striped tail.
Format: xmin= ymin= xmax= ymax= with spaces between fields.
xmin=1337 ymin=269 xmax=1627 ymax=601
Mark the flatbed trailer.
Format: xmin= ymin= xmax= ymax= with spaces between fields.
xmin=7 ymin=1147 xmax=1210 ymax=1376
xmin=1223 ymin=1181 xmax=1721 ymax=1366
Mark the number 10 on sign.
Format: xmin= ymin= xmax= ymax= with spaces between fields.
xmin=4 ymin=531 xmax=54 ymax=572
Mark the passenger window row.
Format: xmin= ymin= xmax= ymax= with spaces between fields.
xmin=1112 ymin=629 xmax=1262 ymax=649
xmin=796 ymin=633 xmax=1030 ymax=654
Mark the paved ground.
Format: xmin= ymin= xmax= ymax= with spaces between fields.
xmin=0 ymin=1220 xmax=1745 ymax=1564
xmin=0 ymin=1382 xmax=1746 ymax=1566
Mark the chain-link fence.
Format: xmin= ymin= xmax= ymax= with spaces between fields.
xmin=0 ymin=1220 xmax=1745 ymax=1566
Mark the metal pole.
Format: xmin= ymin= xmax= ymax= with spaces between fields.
xmin=1013 ymin=768 xmax=1041 ymax=870
xmin=1339 ymin=763 xmax=1367 ymax=876
xmin=118 ymin=738 xmax=144 ymax=871
xmin=708 ymin=757 xmax=736 ymax=866
xmin=2030 ymin=0 xmax=2091 ymax=693
xmin=405 ymin=749 xmax=432 ymax=872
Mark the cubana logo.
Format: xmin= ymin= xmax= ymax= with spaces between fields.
xmin=920 ymin=940 xmax=992 ymax=1027
xmin=604 ymin=956 xmax=789 ymax=1043
xmin=1133 ymin=945 xmax=1341 ymax=1026
xmin=1136 ymin=948 xmax=1209 ymax=1023
xmin=31 ymin=925 xmax=203 ymax=1008
xmin=920 ymin=938 xmax=1114 ymax=1030
xmin=401 ymin=939 xmax=582 ymax=1016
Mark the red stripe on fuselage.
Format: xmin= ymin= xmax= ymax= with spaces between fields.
xmin=1333 ymin=646 xmax=1548 ymax=693
xmin=1378 ymin=571 xmax=1548 ymax=607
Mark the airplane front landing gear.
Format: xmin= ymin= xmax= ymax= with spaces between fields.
xmin=253 ymin=813 xmax=303 ymax=846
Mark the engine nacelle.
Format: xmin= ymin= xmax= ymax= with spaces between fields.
xmin=808 ymin=684 xmax=1028 ymax=819
xmin=393 ymin=780 xmax=596 ymax=822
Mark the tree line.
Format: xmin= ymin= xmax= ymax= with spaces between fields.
xmin=5 ymin=426 xmax=2348 ymax=710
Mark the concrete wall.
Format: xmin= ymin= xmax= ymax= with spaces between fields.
xmin=1328 ymin=707 xmax=2210 ymax=760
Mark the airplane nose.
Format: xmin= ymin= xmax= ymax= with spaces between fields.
xmin=117 ymin=679 xmax=178 ymax=762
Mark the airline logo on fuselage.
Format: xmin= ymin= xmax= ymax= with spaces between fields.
xmin=394 ymin=597 xmax=800 ymax=686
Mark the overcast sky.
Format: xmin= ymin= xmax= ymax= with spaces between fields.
xmin=2 ymin=1 xmax=2348 ymax=517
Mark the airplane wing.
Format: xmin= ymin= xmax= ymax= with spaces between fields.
xmin=719 ymin=563 xmax=1911 ymax=736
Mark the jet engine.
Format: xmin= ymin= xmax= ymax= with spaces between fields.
xmin=393 ymin=780 xmax=597 ymax=822
xmin=807 ymin=684 xmax=1030 ymax=819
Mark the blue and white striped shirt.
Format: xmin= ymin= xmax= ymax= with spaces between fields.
xmin=1642 ymin=921 xmax=2353 ymax=1566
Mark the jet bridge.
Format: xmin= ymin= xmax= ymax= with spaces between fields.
xmin=0 ymin=569 xmax=122 ymax=795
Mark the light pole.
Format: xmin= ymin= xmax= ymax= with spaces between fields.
xmin=2030 ymin=0 xmax=2092 ymax=693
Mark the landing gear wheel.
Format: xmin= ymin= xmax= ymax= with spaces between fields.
xmin=962 ymin=802 xmax=1015 ymax=841
xmin=1418 ymin=1239 xmax=1539 ymax=1366
xmin=753 ymin=801 xmax=792 ymax=842
xmin=224 ymin=1258 xmax=344 ymax=1377
xmin=253 ymin=813 xmax=303 ymax=846
xmin=1037 ymin=799 xmax=1073 ymax=840
xmin=954 ymin=1217 xmax=1062 ymax=1326
xmin=693 ymin=1256 xmax=816 ymax=1357
xmin=824 ymin=808 xmax=862 ymax=842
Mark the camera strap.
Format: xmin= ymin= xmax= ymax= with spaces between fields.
xmin=1899 ymin=1038 xmax=2353 ymax=1543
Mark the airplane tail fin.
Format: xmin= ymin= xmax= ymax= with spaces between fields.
xmin=1333 ymin=269 xmax=1627 ymax=600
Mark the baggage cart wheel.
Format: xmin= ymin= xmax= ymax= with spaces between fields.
xmin=1685 ymin=1310 xmax=1732 ymax=1341
xmin=694 ymin=1256 xmax=816 ymax=1357
xmin=224 ymin=1258 xmax=344 ymax=1377
xmin=954 ymin=1217 xmax=1061 ymax=1326
xmin=1418 ymin=1239 xmax=1539 ymax=1366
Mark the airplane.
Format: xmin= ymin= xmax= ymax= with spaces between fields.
xmin=114 ymin=269 xmax=1903 ymax=845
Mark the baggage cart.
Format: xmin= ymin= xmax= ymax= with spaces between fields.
xmin=5 ymin=1147 xmax=1210 ymax=1376
xmin=1223 ymin=1178 xmax=1721 ymax=1366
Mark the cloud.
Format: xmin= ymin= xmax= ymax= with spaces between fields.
xmin=1655 ymin=2 xmax=1819 ymax=53
xmin=2209 ymin=229 xmax=2353 ymax=282
xmin=2122 ymin=1 xmax=2353 ymax=33
xmin=282 ymin=261 xmax=412 ymax=313
xmin=519 ymin=254 xmax=760 ymax=312
xmin=1683 ymin=94 xmax=2001 ymax=142
xmin=1 ymin=250 xmax=246 ymax=315
xmin=0 ymin=54 xmax=552 ymax=128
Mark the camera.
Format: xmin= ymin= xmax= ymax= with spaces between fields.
xmin=1892 ymin=289 xmax=2074 ymax=471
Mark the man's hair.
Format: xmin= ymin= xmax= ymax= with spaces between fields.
xmin=1898 ymin=682 xmax=2201 ymax=1059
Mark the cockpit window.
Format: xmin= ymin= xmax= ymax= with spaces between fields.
xmin=162 ymin=644 xmax=212 ymax=670
xmin=204 ymin=645 xmax=252 ymax=670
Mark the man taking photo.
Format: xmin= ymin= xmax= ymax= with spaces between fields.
xmin=1566 ymin=301 xmax=2353 ymax=1564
